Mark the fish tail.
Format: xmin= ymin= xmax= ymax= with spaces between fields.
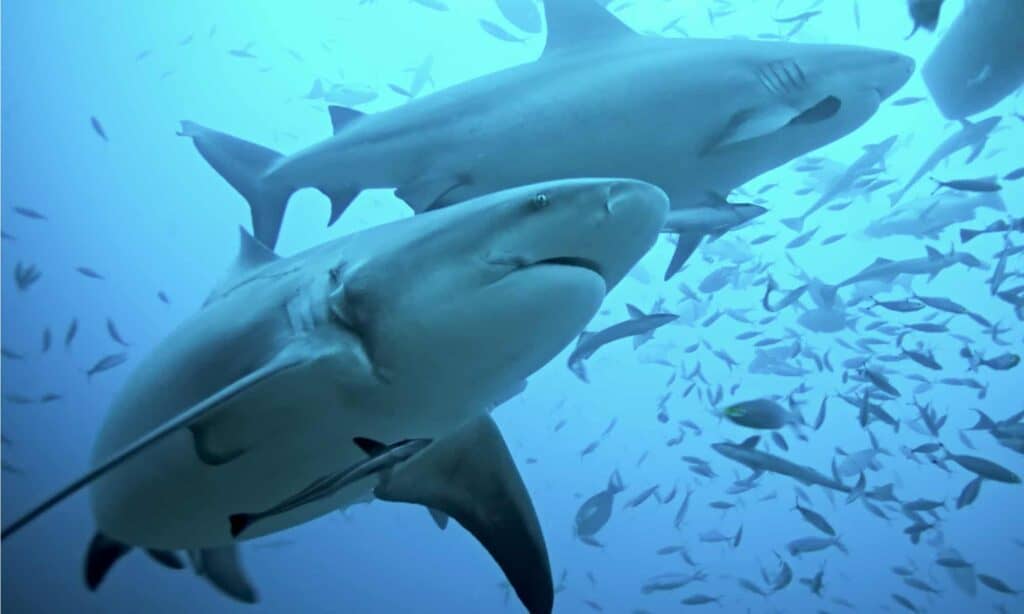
xmin=178 ymin=121 xmax=298 ymax=250
xmin=959 ymin=228 xmax=980 ymax=243
xmin=969 ymin=409 xmax=996 ymax=431
xmin=779 ymin=217 xmax=804 ymax=232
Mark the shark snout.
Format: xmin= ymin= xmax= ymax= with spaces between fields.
xmin=874 ymin=51 xmax=916 ymax=99
xmin=605 ymin=179 xmax=669 ymax=219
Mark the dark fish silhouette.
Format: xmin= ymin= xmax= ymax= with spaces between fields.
xmin=90 ymin=116 xmax=108 ymax=141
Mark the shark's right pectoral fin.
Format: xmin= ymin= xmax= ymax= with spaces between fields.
xmin=374 ymin=414 xmax=553 ymax=614
xmin=189 ymin=545 xmax=258 ymax=604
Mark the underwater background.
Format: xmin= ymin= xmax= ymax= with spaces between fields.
xmin=2 ymin=1 xmax=1021 ymax=612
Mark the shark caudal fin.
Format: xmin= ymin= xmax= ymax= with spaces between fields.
xmin=959 ymin=228 xmax=982 ymax=243
xmin=178 ymin=121 xmax=293 ymax=250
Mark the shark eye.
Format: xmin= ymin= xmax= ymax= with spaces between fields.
xmin=530 ymin=193 xmax=550 ymax=210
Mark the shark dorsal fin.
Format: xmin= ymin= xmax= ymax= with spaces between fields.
xmin=740 ymin=435 xmax=760 ymax=449
xmin=327 ymin=105 xmax=365 ymax=134
xmin=704 ymin=191 xmax=729 ymax=206
xmin=353 ymin=437 xmax=388 ymax=457
xmin=542 ymin=0 xmax=636 ymax=57
xmin=925 ymin=246 xmax=942 ymax=260
xmin=626 ymin=304 xmax=645 ymax=319
xmin=236 ymin=226 xmax=279 ymax=271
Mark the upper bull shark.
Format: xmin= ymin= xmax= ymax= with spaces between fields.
xmin=180 ymin=0 xmax=914 ymax=276
xmin=1 ymin=178 xmax=669 ymax=614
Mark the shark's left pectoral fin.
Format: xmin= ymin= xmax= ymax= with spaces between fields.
xmin=664 ymin=231 xmax=704 ymax=281
xmin=189 ymin=545 xmax=259 ymax=604
xmin=702 ymin=96 xmax=842 ymax=155
xmin=375 ymin=414 xmax=553 ymax=614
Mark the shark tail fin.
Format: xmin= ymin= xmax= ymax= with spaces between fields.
xmin=959 ymin=228 xmax=981 ymax=243
xmin=178 ymin=121 xmax=293 ymax=250
xmin=968 ymin=409 xmax=996 ymax=430
xmin=780 ymin=216 xmax=805 ymax=232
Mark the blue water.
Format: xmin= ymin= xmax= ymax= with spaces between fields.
xmin=2 ymin=1 xmax=1022 ymax=612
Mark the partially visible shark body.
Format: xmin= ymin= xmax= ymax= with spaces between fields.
xmin=865 ymin=191 xmax=1005 ymax=239
xmin=568 ymin=308 xmax=678 ymax=382
xmin=181 ymin=0 xmax=913 ymax=275
xmin=888 ymin=116 xmax=1000 ymax=206
xmin=661 ymin=194 xmax=766 ymax=279
xmin=712 ymin=437 xmax=897 ymax=502
xmin=1 ymin=178 xmax=669 ymax=614
xmin=781 ymin=135 xmax=898 ymax=232
xmin=837 ymin=246 xmax=985 ymax=288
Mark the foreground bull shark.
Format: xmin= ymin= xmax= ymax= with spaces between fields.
xmin=180 ymin=0 xmax=914 ymax=274
xmin=1 ymin=179 xmax=669 ymax=614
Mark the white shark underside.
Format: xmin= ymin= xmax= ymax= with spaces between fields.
xmin=182 ymin=0 xmax=914 ymax=254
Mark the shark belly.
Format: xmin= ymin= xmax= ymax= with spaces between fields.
xmin=89 ymin=352 xmax=477 ymax=549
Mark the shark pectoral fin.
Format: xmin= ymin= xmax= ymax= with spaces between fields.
xmin=190 ymin=546 xmax=259 ymax=604
xmin=374 ymin=414 xmax=553 ymax=614
xmin=965 ymin=142 xmax=984 ymax=164
xmin=84 ymin=532 xmax=132 ymax=590
xmin=395 ymin=175 xmax=465 ymax=213
xmin=319 ymin=186 xmax=360 ymax=226
xmin=426 ymin=506 xmax=450 ymax=530
xmin=0 ymin=358 xmax=303 ymax=541
xmin=703 ymin=97 xmax=842 ymax=155
xmin=145 ymin=549 xmax=186 ymax=570
xmin=663 ymin=231 xmax=704 ymax=281
xmin=703 ymin=101 xmax=811 ymax=154
xmin=542 ymin=0 xmax=636 ymax=56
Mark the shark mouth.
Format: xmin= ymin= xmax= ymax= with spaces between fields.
xmin=787 ymin=96 xmax=842 ymax=126
xmin=533 ymin=256 xmax=604 ymax=279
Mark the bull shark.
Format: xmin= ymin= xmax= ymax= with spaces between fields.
xmin=1 ymin=178 xmax=669 ymax=614
xmin=864 ymin=191 xmax=1005 ymax=239
xmin=781 ymin=135 xmax=898 ymax=232
xmin=888 ymin=115 xmax=1001 ymax=206
xmin=661 ymin=194 xmax=766 ymax=279
xmin=180 ymin=0 xmax=914 ymax=273
xmin=712 ymin=437 xmax=897 ymax=502
xmin=836 ymin=245 xmax=985 ymax=288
